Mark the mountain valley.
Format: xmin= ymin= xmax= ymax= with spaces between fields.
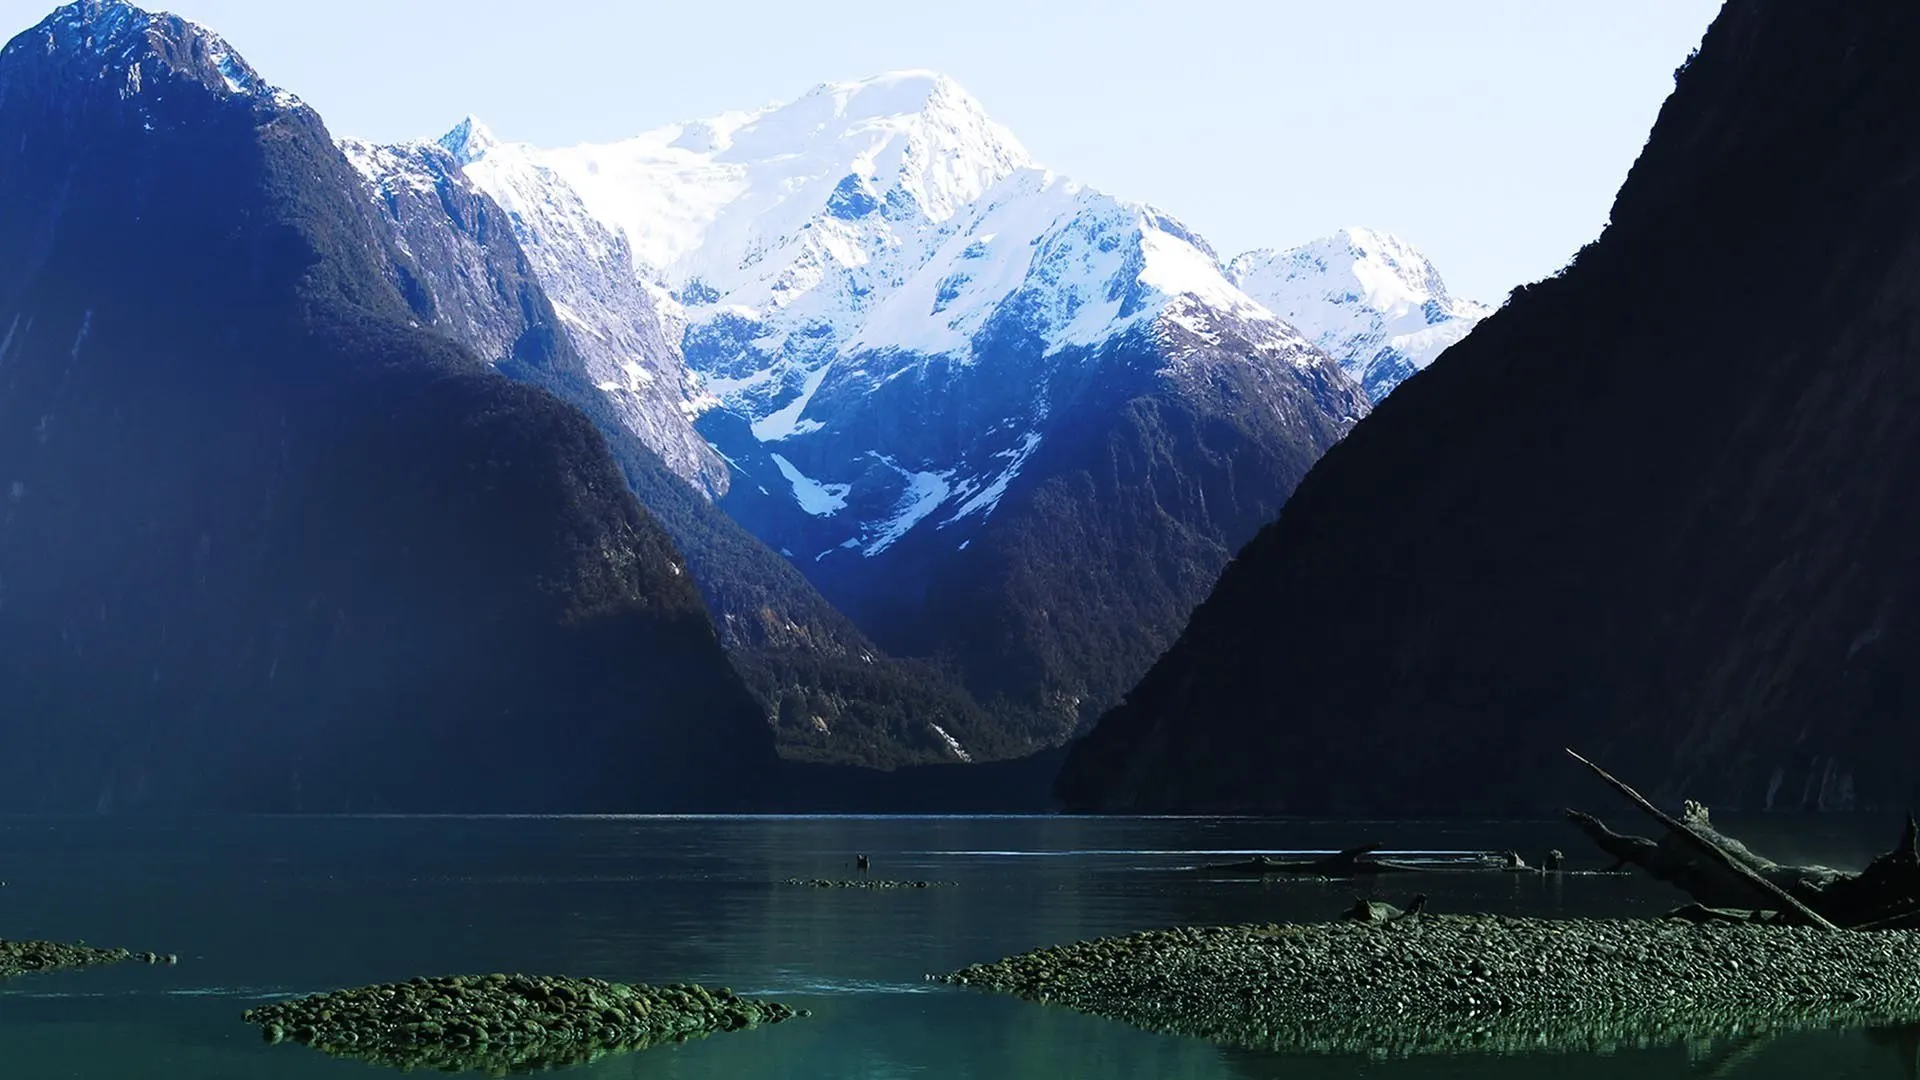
xmin=391 ymin=77 xmax=1483 ymax=754
xmin=0 ymin=0 xmax=1503 ymax=801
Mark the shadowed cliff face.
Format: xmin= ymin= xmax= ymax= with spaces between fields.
xmin=339 ymin=138 xmax=1009 ymax=770
xmin=1060 ymin=0 xmax=1920 ymax=814
xmin=0 ymin=2 xmax=776 ymax=811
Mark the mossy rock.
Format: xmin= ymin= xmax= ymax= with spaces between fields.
xmin=939 ymin=916 xmax=1920 ymax=1057
xmin=244 ymin=973 xmax=805 ymax=1073
xmin=0 ymin=939 xmax=175 ymax=979
xmin=784 ymin=878 xmax=956 ymax=890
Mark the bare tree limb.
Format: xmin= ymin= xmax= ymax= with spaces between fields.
xmin=1564 ymin=748 xmax=1839 ymax=931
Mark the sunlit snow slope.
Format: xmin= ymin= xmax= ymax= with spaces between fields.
xmin=1229 ymin=227 xmax=1492 ymax=401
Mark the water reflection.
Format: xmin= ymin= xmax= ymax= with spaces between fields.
xmin=1210 ymin=1022 xmax=1920 ymax=1080
xmin=1863 ymin=1024 xmax=1920 ymax=1080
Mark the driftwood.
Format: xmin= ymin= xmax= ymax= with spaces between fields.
xmin=1563 ymin=810 xmax=1820 ymax=907
xmin=1205 ymin=847 xmax=1396 ymax=877
xmin=1564 ymin=750 xmax=1838 ymax=930
xmin=1202 ymin=847 xmax=1512 ymax=878
xmin=1806 ymin=816 xmax=1920 ymax=928
xmin=1341 ymin=893 xmax=1428 ymax=923
xmin=1566 ymin=750 xmax=1920 ymax=930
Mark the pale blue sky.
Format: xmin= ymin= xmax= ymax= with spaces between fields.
xmin=5 ymin=0 xmax=1722 ymax=301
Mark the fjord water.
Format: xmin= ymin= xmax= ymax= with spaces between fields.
xmin=0 ymin=816 xmax=1910 ymax=1079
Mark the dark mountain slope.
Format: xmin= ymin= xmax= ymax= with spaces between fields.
xmin=0 ymin=1 xmax=774 ymax=811
xmin=808 ymin=315 xmax=1364 ymax=744
xmin=340 ymin=139 xmax=1004 ymax=768
xmin=1059 ymin=0 xmax=1920 ymax=814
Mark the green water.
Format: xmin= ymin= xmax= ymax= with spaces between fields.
xmin=0 ymin=815 xmax=1911 ymax=1078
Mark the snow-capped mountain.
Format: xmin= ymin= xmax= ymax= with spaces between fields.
xmin=421 ymin=70 xmax=1375 ymax=739
xmin=16 ymin=0 xmax=302 ymax=110
xmin=1228 ymin=227 xmax=1493 ymax=401
xmin=449 ymin=72 xmax=1326 ymax=556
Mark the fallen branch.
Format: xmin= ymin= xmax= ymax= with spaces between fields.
xmin=1564 ymin=748 xmax=1839 ymax=931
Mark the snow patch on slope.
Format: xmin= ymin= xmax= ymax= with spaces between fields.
xmin=947 ymin=431 xmax=1042 ymax=524
xmin=929 ymin=722 xmax=972 ymax=762
xmin=770 ymin=454 xmax=849 ymax=517
xmin=864 ymin=462 xmax=952 ymax=556
xmin=753 ymin=362 xmax=832 ymax=441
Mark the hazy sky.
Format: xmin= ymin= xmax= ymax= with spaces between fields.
xmin=2 ymin=1 xmax=1723 ymax=301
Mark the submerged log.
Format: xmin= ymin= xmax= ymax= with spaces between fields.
xmin=1201 ymin=847 xmax=1511 ymax=878
xmin=1206 ymin=846 xmax=1383 ymax=876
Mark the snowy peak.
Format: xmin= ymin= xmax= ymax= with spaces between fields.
xmin=438 ymin=115 xmax=498 ymax=166
xmin=798 ymin=69 xmax=986 ymax=127
xmin=6 ymin=0 xmax=298 ymax=107
xmin=1229 ymin=227 xmax=1454 ymax=323
xmin=504 ymin=69 xmax=1033 ymax=288
xmin=443 ymin=70 xmax=1312 ymax=488
xmin=35 ymin=0 xmax=150 ymax=51
xmin=842 ymin=171 xmax=1275 ymax=359
xmin=1229 ymin=227 xmax=1492 ymax=400
xmin=722 ymin=68 xmax=1032 ymax=199
xmin=785 ymin=69 xmax=1032 ymax=224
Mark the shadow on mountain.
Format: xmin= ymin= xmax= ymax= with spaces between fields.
xmin=0 ymin=2 xmax=774 ymax=811
xmin=1060 ymin=0 xmax=1920 ymax=814
xmin=344 ymin=131 xmax=1017 ymax=773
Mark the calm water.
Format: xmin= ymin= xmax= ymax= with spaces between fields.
xmin=0 ymin=815 xmax=1915 ymax=1079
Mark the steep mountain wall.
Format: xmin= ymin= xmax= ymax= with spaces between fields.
xmin=1061 ymin=0 xmax=1920 ymax=814
xmin=0 ymin=1 xmax=776 ymax=811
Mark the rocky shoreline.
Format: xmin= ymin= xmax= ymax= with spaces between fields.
xmin=243 ymin=974 xmax=804 ymax=1072
xmin=0 ymin=939 xmax=177 ymax=979
xmin=938 ymin=915 xmax=1920 ymax=1056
